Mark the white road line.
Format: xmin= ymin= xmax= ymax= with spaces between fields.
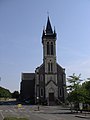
xmin=0 ymin=111 xmax=4 ymax=120
xmin=9 ymin=110 xmax=13 ymax=112
xmin=5 ymin=110 xmax=8 ymax=112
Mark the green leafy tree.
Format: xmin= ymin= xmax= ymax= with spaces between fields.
xmin=81 ymin=81 xmax=90 ymax=104
xmin=67 ymin=73 xmax=84 ymax=111
xmin=0 ymin=86 xmax=11 ymax=98
xmin=67 ymin=74 xmax=90 ymax=111
xmin=67 ymin=73 xmax=81 ymax=92
xmin=12 ymin=91 xmax=20 ymax=99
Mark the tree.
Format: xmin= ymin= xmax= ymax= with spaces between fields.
xmin=66 ymin=73 xmax=90 ymax=112
xmin=12 ymin=91 xmax=19 ymax=99
xmin=81 ymin=81 xmax=90 ymax=104
xmin=0 ymin=86 xmax=11 ymax=98
xmin=67 ymin=73 xmax=82 ymax=91
xmin=67 ymin=73 xmax=84 ymax=111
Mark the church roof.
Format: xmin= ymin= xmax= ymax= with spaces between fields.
xmin=42 ymin=16 xmax=56 ymax=39
xmin=46 ymin=16 xmax=53 ymax=34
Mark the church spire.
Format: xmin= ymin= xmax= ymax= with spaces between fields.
xmin=46 ymin=16 xmax=53 ymax=34
xmin=42 ymin=16 xmax=56 ymax=40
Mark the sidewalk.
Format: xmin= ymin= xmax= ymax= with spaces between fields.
xmin=75 ymin=112 xmax=90 ymax=119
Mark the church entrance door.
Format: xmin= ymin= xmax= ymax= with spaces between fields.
xmin=49 ymin=93 xmax=54 ymax=105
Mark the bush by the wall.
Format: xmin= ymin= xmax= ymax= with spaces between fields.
xmin=3 ymin=117 xmax=28 ymax=120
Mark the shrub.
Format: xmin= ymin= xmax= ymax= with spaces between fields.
xmin=3 ymin=117 xmax=28 ymax=120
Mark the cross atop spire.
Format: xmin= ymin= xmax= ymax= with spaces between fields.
xmin=46 ymin=16 xmax=53 ymax=34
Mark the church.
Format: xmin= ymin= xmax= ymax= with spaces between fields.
xmin=20 ymin=17 xmax=67 ymax=105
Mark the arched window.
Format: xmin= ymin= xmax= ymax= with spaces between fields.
xmin=48 ymin=62 xmax=53 ymax=73
xmin=47 ymin=42 xmax=50 ymax=55
xmin=51 ymin=42 xmax=54 ymax=55
xmin=48 ymin=63 xmax=50 ymax=72
xmin=51 ymin=63 xmax=53 ymax=72
xmin=40 ymin=74 xmax=43 ymax=82
xmin=40 ymin=88 xmax=44 ymax=97
xmin=59 ymin=88 xmax=62 ymax=97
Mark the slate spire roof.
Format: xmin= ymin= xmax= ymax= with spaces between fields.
xmin=46 ymin=16 xmax=53 ymax=34
xmin=42 ymin=16 xmax=56 ymax=40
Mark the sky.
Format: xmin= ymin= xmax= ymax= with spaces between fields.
xmin=0 ymin=0 xmax=90 ymax=92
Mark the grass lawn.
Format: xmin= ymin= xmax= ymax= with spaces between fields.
xmin=3 ymin=117 xmax=29 ymax=120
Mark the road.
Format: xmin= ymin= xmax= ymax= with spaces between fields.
xmin=0 ymin=105 xmax=89 ymax=120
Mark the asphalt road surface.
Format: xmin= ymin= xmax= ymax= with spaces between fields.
xmin=0 ymin=105 xmax=89 ymax=120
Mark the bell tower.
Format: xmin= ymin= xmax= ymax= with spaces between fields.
xmin=42 ymin=17 xmax=58 ymax=103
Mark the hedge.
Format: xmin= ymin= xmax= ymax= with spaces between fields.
xmin=3 ymin=117 xmax=28 ymax=120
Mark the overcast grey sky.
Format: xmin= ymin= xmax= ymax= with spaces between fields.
xmin=0 ymin=0 xmax=90 ymax=92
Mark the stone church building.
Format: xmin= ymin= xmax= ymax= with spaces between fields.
xmin=20 ymin=17 xmax=67 ymax=105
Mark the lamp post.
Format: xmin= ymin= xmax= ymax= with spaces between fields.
xmin=37 ymin=96 xmax=39 ymax=111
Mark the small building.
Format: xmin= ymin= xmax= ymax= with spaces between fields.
xmin=20 ymin=17 xmax=67 ymax=105
xmin=20 ymin=73 xmax=35 ymax=104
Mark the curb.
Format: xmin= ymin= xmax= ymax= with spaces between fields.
xmin=75 ymin=115 xmax=90 ymax=119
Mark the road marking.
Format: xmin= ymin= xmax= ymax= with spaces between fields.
xmin=0 ymin=111 xmax=4 ymax=120
xmin=5 ymin=110 xmax=8 ymax=112
xmin=9 ymin=110 xmax=13 ymax=112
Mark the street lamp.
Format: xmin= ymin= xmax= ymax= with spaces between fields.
xmin=37 ymin=96 xmax=39 ymax=111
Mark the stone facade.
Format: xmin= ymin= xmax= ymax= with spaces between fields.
xmin=20 ymin=17 xmax=67 ymax=105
